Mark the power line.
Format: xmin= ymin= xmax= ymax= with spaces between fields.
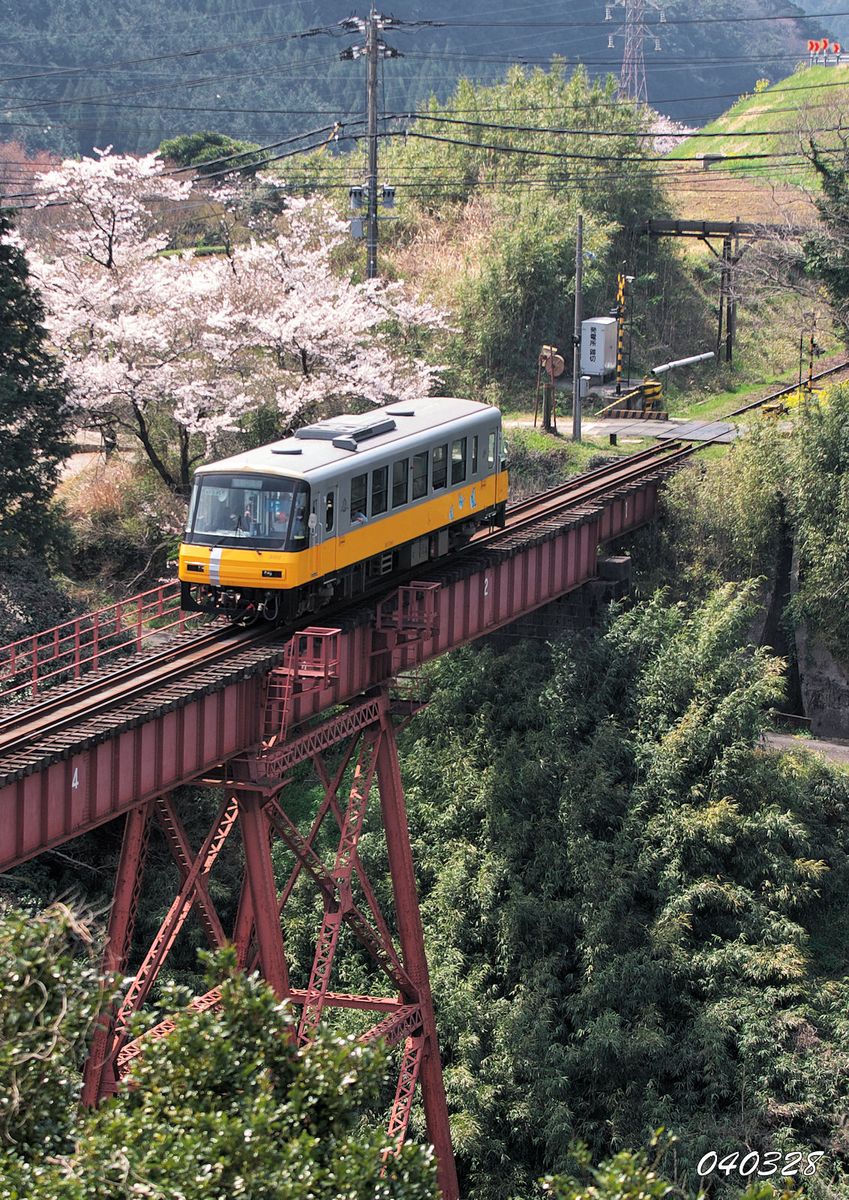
xmin=390 ymin=128 xmax=833 ymax=165
xmin=382 ymin=75 xmax=849 ymax=109
xmin=382 ymin=111 xmax=847 ymax=140
xmin=161 ymin=122 xmax=356 ymax=176
xmin=4 ymin=141 xmax=829 ymax=211
xmin=0 ymin=26 xmax=341 ymax=88
xmin=403 ymin=49 xmax=831 ymax=66
xmin=8 ymin=66 xmax=849 ymax=125
xmin=182 ymin=130 xmax=364 ymax=181
xmin=0 ymin=54 xmax=343 ymax=114
xmin=5 ymin=75 xmax=849 ymax=126
xmin=431 ymin=8 xmax=847 ymax=26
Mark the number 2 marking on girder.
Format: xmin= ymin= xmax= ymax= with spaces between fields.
xmin=71 ymin=768 xmax=80 ymax=791
xmin=484 ymin=575 xmax=490 ymax=598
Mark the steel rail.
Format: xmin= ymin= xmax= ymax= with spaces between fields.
xmin=502 ymin=440 xmax=682 ymax=521
xmin=0 ymin=625 xmax=278 ymax=757
xmin=475 ymin=440 xmax=685 ymax=544
xmin=502 ymin=350 xmax=849 ymax=528
xmin=0 ymin=624 xmax=234 ymax=732
xmin=5 ymin=360 xmax=848 ymax=766
xmin=724 ymin=355 xmax=849 ymax=417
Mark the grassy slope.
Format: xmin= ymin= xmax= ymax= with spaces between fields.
xmin=662 ymin=166 xmax=817 ymax=226
xmin=655 ymin=68 xmax=841 ymax=412
xmin=667 ymin=64 xmax=849 ymax=186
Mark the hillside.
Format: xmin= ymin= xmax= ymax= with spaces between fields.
xmin=802 ymin=0 xmax=849 ymax=41
xmin=0 ymin=0 xmax=819 ymax=158
xmin=668 ymin=63 xmax=849 ymax=186
xmin=662 ymin=165 xmax=818 ymax=225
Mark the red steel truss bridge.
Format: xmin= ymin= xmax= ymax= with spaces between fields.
xmin=0 ymin=441 xmax=687 ymax=1200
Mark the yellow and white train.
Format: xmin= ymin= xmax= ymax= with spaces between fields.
xmin=179 ymin=397 xmax=509 ymax=622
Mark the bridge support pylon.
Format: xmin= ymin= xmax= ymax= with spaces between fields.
xmin=81 ymin=684 xmax=459 ymax=1200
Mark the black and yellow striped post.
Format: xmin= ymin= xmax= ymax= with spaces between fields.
xmin=639 ymin=377 xmax=663 ymax=411
xmin=615 ymin=272 xmax=626 ymax=395
xmin=807 ymin=316 xmax=817 ymax=394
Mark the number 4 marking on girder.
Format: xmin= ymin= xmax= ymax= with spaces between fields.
xmin=71 ymin=768 xmax=80 ymax=790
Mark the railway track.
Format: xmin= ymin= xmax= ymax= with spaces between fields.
xmin=0 ymin=443 xmax=685 ymax=760
xmin=725 ymin=355 xmax=849 ymax=417
xmin=479 ymin=440 xmax=684 ymax=540
xmin=0 ymin=624 xmax=279 ymax=758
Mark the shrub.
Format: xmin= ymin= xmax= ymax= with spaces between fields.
xmin=157 ymin=131 xmax=267 ymax=175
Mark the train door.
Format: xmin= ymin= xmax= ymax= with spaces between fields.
xmin=308 ymin=486 xmax=337 ymax=580
xmin=322 ymin=485 xmax=338 ymax=575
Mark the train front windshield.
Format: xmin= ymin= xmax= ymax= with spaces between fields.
xmin=186 ymin=473 xmax=310 ymax=550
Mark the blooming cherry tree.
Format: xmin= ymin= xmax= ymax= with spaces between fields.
xmin=25 ymin=152 xmax=446 ymax=495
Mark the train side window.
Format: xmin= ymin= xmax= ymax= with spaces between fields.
xmin=371 ymin=465 xmax=388 ymax=515
xmin=392 ymin=458 xmax=409 ymax=508
xmin=451 ymin=437 xmax=467 ymax=485
xmin=486 ymin=431 xmax=496 ymax=469
xmin=351 ymin=473 xmax=367 ymax=521
xmin=471 ymin=435 xmax=479 ymax=475
xmin=412 ymin=450 xmax=428 ymax=500
xmin=325 ymin=492 xmax=334 ymax=533
xmin=432 ymin=444 xmax=448 ymax=490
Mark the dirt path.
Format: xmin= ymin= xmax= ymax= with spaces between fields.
xmin=765 ymin=732 xmax=849 ymax=767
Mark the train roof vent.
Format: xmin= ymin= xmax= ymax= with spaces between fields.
xmin=271 ymin=446 xmax=303 ymax=455
xmin=386 ymin=407 xmax=415 ymax=416
xmin=294 ymin=415 xmax=397 ymax=450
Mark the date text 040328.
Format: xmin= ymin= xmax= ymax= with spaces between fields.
xmin=697 ymin=1150 xmax=824 ymax=1179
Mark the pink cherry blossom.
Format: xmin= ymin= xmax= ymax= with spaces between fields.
xmin=22 ymin=151 xmax=447 ymax=495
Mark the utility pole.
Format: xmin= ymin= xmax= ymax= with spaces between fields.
xmin=572 ymin=212 xmax=583 ymax=442
xmin=615 ymin=271 xmax=626 ymax=395
xmin=341 ymin=9 xmax=400 ymax=279
xmin=365 ymin=5 xmax=379 ymax=279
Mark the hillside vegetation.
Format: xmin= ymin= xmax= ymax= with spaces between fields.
xmin=0 ymin=0 xmax=818 ymax=158
xmin=6 ymin=28 xmax=849 ymax=1199
xmin=668 ymin=65 xmax=849 ymax=186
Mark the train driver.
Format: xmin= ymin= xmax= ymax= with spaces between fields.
xmin=271 ymin=496 xmax=291 ymax=535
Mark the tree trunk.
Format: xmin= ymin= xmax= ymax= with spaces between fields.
xmin=178 ymin=426 xmax=192 ymax=498
xmin=130 ymin=402 xmax=179 ymax=494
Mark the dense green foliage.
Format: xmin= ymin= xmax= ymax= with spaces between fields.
xmin=377 ymin=67 xmax=656 ymax=212
xmin=4 ymin=579 xmax=849 ymax=1198
xmin=395 ymin=586 xmax=849 ymax=1198
xmin=0 ymin=917 xmax=436 ymax=1200
xmin=543 ymin=1133 xmax=793 ymax=1200
xmin=0 ymin=1 xmax=816 ymax=158
xmin=638 ymin=391 xmax=849 ymax=663
xmin=804 ymin=138 xmax=849 ymax=326
xmin=158 ymin=130 xmax=267 ymax=174
xmin=309 ymin=66 xmax=710 ymax=391
xmin=382 ymin=68 xmax=646 ymax=377
xmin=0 ymin=904 xmax=104 ymax=1165
xmin=0 ymin=559 xmax=77 ymax=644
xmin=0 ymin=214 xmax=71 ymax=558
xmin=636 ymin=420 xmax=786 ymax=598
xmin=784 ymin=387 xmax=849 ymax=661
xmin=454 ymin=192 xmax=601 ymax=379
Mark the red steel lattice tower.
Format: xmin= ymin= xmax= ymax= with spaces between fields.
xmin=80 ymin=615 xmax=460 ymax=1198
